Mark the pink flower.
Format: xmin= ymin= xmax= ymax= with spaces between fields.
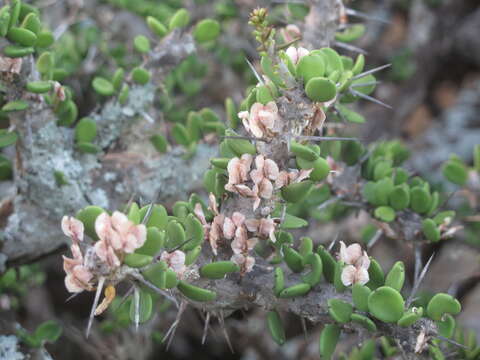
xmin=209 ymin=214 xmax=225 ymax=255
xmin=161 ymin=250 xmax=187 ymax=277
xmin=61 ymin=216 xmax=84 ymax=242
xmin=341 ymin=264 xmax=369 ymax=286
xmin=231 ymin=229 xmax=258 ymax=255
xmin=338 ymin=242 xmax=371 ymax=286
xmin=94 ymin=212 xmax=146 ymax=255
xmin=250 ymin=155 xmax=279 ymax=183
xmin=223 ymin=212 xmax=246 ymax=240
xmin=226 ymin=154 xmax=253 ymax=187
xmin=93 ymin=240 xmax=121 ymax=268
xmin=231 ymin=253 xmax=255 ymax=273
xmin=245 ymin=217 xmax=276 ymax=242
xmin=281 ymin=24 xmax=301 ymax=43
xmin=285 ymin=46 xmax=309 ymax=65
xmin=242 ymin=102 xmax=279 ymax=138
xmin=64 ymin=265 xmax=93 ymax=293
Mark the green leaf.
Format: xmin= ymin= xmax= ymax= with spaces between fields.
xmin=0 ymin=130 xmax=18 ymax=147
xmin=146 ymin=16 xmax=167 ymax=38
xmin=193 ymin=19 xmax=220 ymax=43
xmin=169 ymin=8 xmax=190 ymax=30
xmin=76 ymin=205 xmax=105 ymax=240
xmin=26 ymin=80 xmax=52 ymax=94
xmin=374 ymin=206 xmax=396 ymax=222
xmin=7 ymin=26 xmax=37 ymax=46
xmin=296 ymin=54 xmax=325 ymax=83
xmin=319 ymin=324 xmax=340 ymax=360
xmin=442 ymin=159 xmax=468 ymax=186
xmin=75 ymin=117 xmax=97 ymax=143
xmin=305 ymin=77 xmax=336 ymax=102
xmin=34 ymin=321 xmax=62 ymax=343
xmin=172 ymin=123 xmax=191 ymax=146
xmin=131 ymin=67 xmax=151 ymax=85
xmin=133 ymin=35 xmax=151 ymax=53
xmin=3 ymin=44 xmax=34 ymax=57
xmin=92 ymin=77 xmax=115 ymax=96
xmin=426 ymin=293 xmax=461 ymax=321
xmin=328 ymin=298 xmax=353 ymax=323
xmin=129 ymin=290 xmax=153 ymax=323
xmin=266 ymin=310 xmax=286 ymax=345
xmin=368 ymin=286 xmax=405 ymax=323
xmin=150 ymin=134 xmax=168 ymax=153
xmin=2 ymin=100 xmax=28 ymax=112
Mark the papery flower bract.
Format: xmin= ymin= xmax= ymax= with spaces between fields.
xmin=285 ymin=46 xmax=309 ymax=65
xmin=339 ymin=241 xmax=363 ymax=265
xmin=231 ymin=253 xmax=255 ymax=273
xmin=243 ymin=102 xmax=279 ymax=139
xmin=223 ymin=212 xmax=245 ymax=240
xmin=226 ymin=154 xmax=253 ymax=187
xmin=161 ymin=250 xmax=187 ymax=277
xmin=275 ymin=169 xmax=312 ymax=189
xmin=65 ymin=265 xmax=93 ymax=293
xmin=245 ymin=217 xmax=276 ymax=242
xmin=61 ymin=216 xmax=84 ymax=242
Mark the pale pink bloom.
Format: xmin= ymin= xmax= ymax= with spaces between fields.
xmin=275 ymin=169 xmax=312 ymax=189
xmin=223 ymin=212 xmax=245 ymax=240
xmin=245 ymin=217 xmax=276 ymax=242
xmin=225 ymin=183 xmax=256 ymax=198
xmin=250 ymin=155 xmax=279 ymax=183
xmin=208 ymin=193 xmax=219 ymax=215
xmin=94 ymin=212 xmax=146 ymax=254
xmin=285 ymin=46 xmax=309 ymax=65
xmin=94 ymin=241 xmax=121 ymax=268
xmin=209 ymin=214 xmax=225 ymax=255
xmin=338 ymin=241 xmax=371 ymax=286
xmin=231 ymin=253 xmax=255 ymax=273
xmin=227 ymin=154 xmax=253 ymax=186
xmin=231 ymin=229 xmax=258 ymax=254
xmin=65 ymin=265 xmax=93 ymax=293
xmin=161 ymin=250 xmax=187 ymax=276
xmin=194 ymin=203 xmax=208 ymax=225
xmin=61 ymin=216 xmax=84 ymax=242
xmin=341 ymin=265 xmax=369 ymax=286
xmin=243 ymin=102 xmax=279 ymax=138
xmin=282 ymin=24 xmax=301 ymax=43
xmin=238 ymin=111 xmax=249 ymax=122
xmin=53 ymin=82 xmax=66 ymax=101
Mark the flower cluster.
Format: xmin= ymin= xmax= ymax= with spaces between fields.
xmin=61 ymin=212 xmax=147 ymax=293
xmin=193 ymin=193 xmax=277 ymax=273
xmin=225 ymin=154 xmax=280 ymax=210
xmin=338 ymin=241 xmax=370 ymax=286
xmin=160 ymin=250 xmax=187 ymax=277
xmin=238 ymin=101 xmax=279 ymax=139
xmin=285 ymin=46 xmax=309 ymax=65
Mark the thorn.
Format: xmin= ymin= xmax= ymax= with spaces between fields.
xmin=297 ymin=135 xmax=360 ymax=142
xmin=436 ymin=335 xmax=469 ymax=349
xmin=351 ymin=63 xmax=391 ymax=80
xmin=345 ymin=8 xmax=390 ymax=24
xmin=133 ymin=286 xmax=140 ymax=332
xmin=328 ymin=232 xmax=340 ymax=252
xmin=140 ymin=111 xmax=155 ymax=124
xmin=86 ymin=276 xmax=105 ymax=338
xmin=317 ymin=197 xmax=341 ymax=212
xmin=163 ymin=301 xmax=187 ymax=350
xmin=245 ymin=58 xmax=264 ymax=85
xmin=350 ymin=81 xmax=381 ymax=88
xmin=169 ymin=237 xmax=195 ymax=252
xmin=349 ymin=88 xmax=392 ymax=109
xmin=367 ymin=229 xmax=383 ymax=249
xmin=333 ymin=41 xmax=368 ymax=55
xmin=141 ymin=189 xmax=161 ymax=225
xmin=219 ymin=311 xmax=234 ymax=353
xmin=65 ymin=292 xmax=80 ymax=303
xmin=300 ymin=317 xmax=308 ymax=340
xmin=202 ymin=312 xmax=211 ymax=345
xmin=221 ymin=135 xmax=268 ymax=143
xmin=130 ymin=272 xmax=179 ymax=308
xmin=406 ymin=253 xmax=435 ymax=308
xmin=280 ymin=202 xmax=287 ymax=225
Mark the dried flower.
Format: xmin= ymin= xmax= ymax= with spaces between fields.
xmin=242 ymin=102 xmax=279 ymax=138
xmin=226 ymin=154 xmax=253 ymax=188
xmin=231 ymin=253 xmax=255 ymax=273
xmin=275 ymin=169 xmax=312 ymax=189
xmin=285 ymin=46 xmax=309 ymax=65
xmin=245 ymin=217 xmax=276 ymax=242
